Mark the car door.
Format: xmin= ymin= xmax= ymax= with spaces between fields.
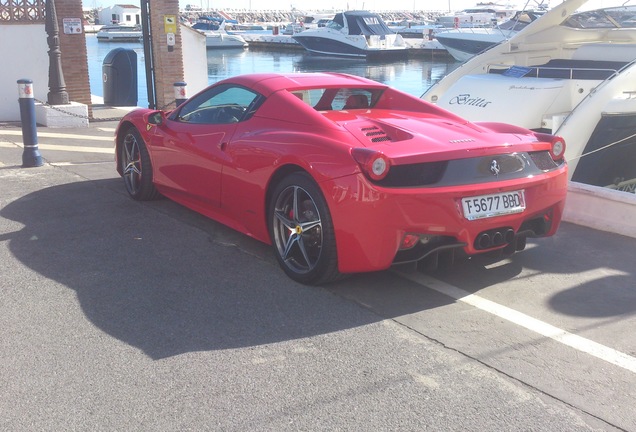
xmin=151 ymin=84 xmax=262 ymax=208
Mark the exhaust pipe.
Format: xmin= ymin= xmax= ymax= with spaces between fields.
xmin=477 ymin=233 xmax=491 ymax=249
xmin=492 ymin=231 xmax=504 ymax=246
xmin=475 ymin=227 xmax=516 ymax=250
xmin=504 ymin=229 xmax=515 ymax=244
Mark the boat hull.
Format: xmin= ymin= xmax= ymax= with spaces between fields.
xmin=293 ymin=34 xmax=408 ymax=59
xmin=96 ymin=35 xmax=142 ymax=42
xmin=204 ymin=33 xmax=247 ymax=49
xmin=571 ymin=113 xmax=636 ymax=191
xmin=435 ymin=31 xmax=509 ymax=61
xmin=96 ymin=30 xmax=142 ymax=42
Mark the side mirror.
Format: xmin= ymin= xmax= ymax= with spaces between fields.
xmin=148 ymin=111 xmax=164 ymax=126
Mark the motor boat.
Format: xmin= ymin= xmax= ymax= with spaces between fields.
xmin=282 ymin=23 xmax=305 ymax=35
xmin=96 ymin=24 xmax=142 ymax=42
xmin=292 ymin=10 xmax=408 ymax=59
xmin=283 ymin=13 xmax=335 ymax=35
xmin=201 ymin=31 xmax=248 ymax=49
xmin=422 ymin=0 xmax=636 ymax=193
xmin=83 ymin=22 xmax=104 ymax=34
xmin=192 ymin=18 xmax=248 ymax=49
xmin=297 ymin=13 xmax=335 ymax=29
xmin=435 ymin=2 xmax=520 ymax=28
xmin=435 ymin=9 xmax=544 ymax=61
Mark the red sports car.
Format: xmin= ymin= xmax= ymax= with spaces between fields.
xmin=115 ymin=72 xmax=567 ymax=284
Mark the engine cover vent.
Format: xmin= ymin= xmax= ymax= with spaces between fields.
xmin=361 ymin=125 xmax=392 ymax=143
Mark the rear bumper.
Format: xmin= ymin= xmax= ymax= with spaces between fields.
xmin=323 ymin=166 xmax=567 ymax=273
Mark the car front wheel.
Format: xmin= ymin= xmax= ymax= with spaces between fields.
xmin=120 ymin=127 xmax=159 ymax=201
xmin=269 ymin=172 xmax=339 ymax=285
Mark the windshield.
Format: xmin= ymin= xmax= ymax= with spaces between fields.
xmin=564 ymin=5 xmax=636 ymax=29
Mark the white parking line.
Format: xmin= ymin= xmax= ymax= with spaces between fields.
xmin=52 ymin=161 xmax=112 ymax=166
xmin=0 ymin=141 xmax=112 ymax=154
xmin=399 ymin=271 xmax=636 ymax=374
xmin=37 ymin=143 xmax=113 ymax=154
xmin=0 ymin=130 xmax=113 ymax=141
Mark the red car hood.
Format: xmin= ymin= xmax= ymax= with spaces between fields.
xmin=332 ymin=111 xmax=544 ymax=163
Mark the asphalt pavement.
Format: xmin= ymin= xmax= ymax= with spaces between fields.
xmin=1 ymin=113 xmax=634 ymax=431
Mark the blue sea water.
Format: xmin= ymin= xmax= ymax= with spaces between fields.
xmin=86 ymin=33 xmax=460 ymax=108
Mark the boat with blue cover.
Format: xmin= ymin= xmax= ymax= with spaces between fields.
xmin=292 ymin=10 xmax=408 ymax=59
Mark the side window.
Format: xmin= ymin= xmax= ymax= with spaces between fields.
xmin=176 ymin=85 xmax=261 ymax=125
xmin=289 ymin=87 xmax=382 ymax=111
xmin=290 ymin=89 xmax=328 ymax=108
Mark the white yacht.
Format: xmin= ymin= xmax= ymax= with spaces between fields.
xmin=435 ymin=9 xmax=544 ymax=61
xmin=423 ymin=0 xmax=636 ymax=193
xmin=435 ymin=2 xmax=520 ymax=28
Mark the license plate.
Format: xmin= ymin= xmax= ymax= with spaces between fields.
xmin=462 ymin=190 xmax=525 ymax=220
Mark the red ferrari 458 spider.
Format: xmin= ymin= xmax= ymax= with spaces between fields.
xmin=115 ymin=72 xmax=567 ymax=284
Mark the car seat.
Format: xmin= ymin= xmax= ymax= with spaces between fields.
xmin=343 ymin=94 xmax=369 ymax=110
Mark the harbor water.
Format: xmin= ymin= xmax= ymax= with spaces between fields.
xmin=86 ymin=33 xmax=461 ymax=108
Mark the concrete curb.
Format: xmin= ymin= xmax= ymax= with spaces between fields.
xmin=563 ymin=181 xmax=636 ymax=239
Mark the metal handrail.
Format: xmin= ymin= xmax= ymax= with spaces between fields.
xmin=486 ymin=63 xmax=622 ymax=79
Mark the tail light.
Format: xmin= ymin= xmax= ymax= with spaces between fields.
xmin=549 ymin=136 xmax=566 ymax=161
xmin=351 ymin=148 xmax=390 ymax=181
xmin=534 ymin=132 xmax=566 ymax=162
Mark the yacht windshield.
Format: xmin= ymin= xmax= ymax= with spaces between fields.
xmin=326 ymin=20 xmax=344 ymax=30
xmin=564 ymin=5 xmax=636 ymax=29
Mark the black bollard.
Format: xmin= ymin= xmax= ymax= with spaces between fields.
xmin=173 ymin=82 xmax=187 ymax=108
xmin=17 ymin=79 xmax=43 ymax=168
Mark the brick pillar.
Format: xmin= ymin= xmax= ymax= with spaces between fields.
xmin=149 ymin=0 xmax=184 ymax=110
xmin=55 ymin=0 xmax=92 ymax=115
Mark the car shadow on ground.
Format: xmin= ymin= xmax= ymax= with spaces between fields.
xmin=3 ymin=178 xmax=635 ymax=361
xmin=1 ymin=178 xmax=450 ymax=360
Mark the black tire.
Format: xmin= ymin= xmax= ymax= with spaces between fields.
xmin=120 ymin=127 xmax=159 ymax=201
xmin=268 ymin=172 xmax=340 ymax=285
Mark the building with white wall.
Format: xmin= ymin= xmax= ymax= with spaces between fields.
xmin=0 ymin=24 xmax=49 ymax=122
xmin=180 ymin=24 xmax=208 ymax=97
xmin=98 ymin=4 xmax=141 ymax=25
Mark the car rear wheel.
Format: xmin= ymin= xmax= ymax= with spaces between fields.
xmin=269 ymin=172 xmax=339 ymax=285
xmin=121 ymin=127 xmax=159 ymax=201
